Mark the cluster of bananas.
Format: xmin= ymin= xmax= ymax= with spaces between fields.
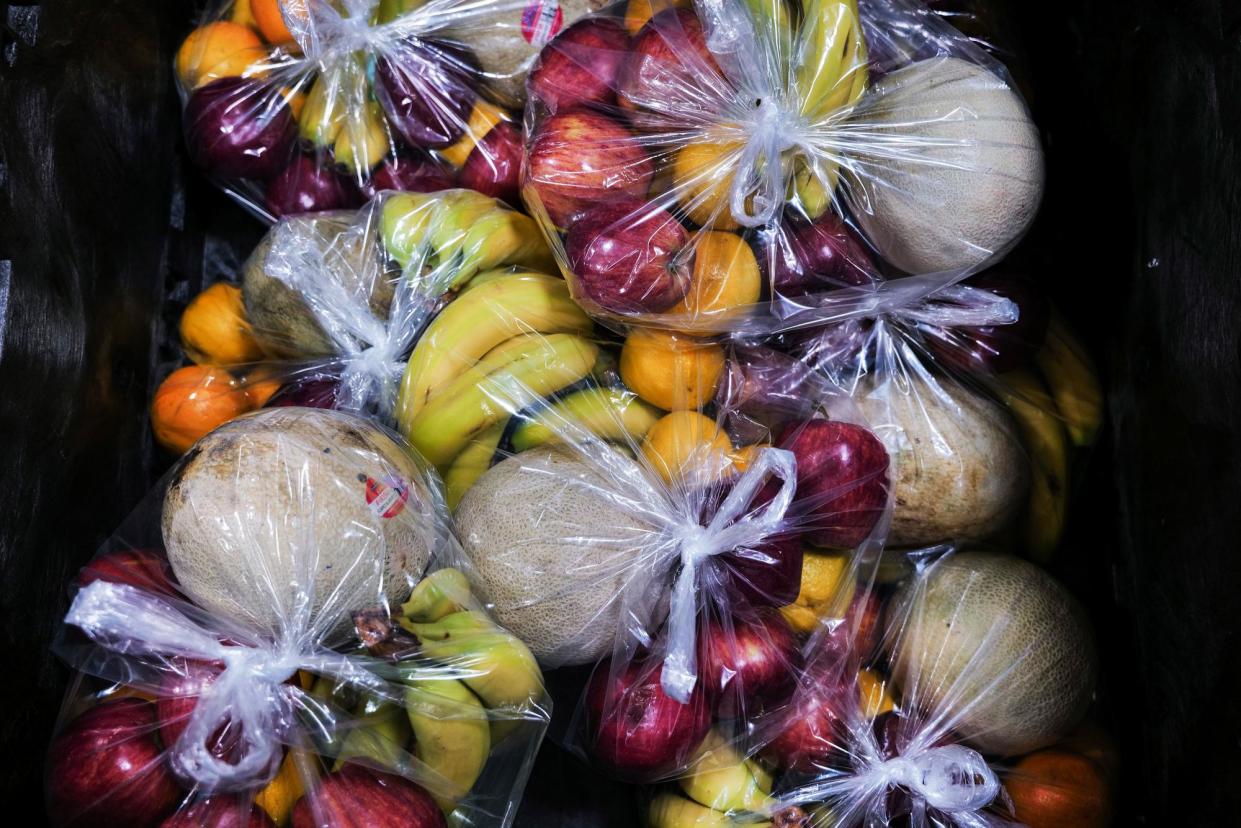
xmin=998 ymin=312 xmax=1105 ymax=561
xmin=648 ymin=732 xmax=788 ymax=828
xmin=300 ymin=569 xmax=543 ymax=820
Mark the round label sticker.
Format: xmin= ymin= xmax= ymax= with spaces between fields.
xmin=521 ymin=0 xmax=564 ymax=47
xmin=362 ymin=474 xmax=410 ymax=519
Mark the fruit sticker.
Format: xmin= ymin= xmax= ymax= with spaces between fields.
xmin=361 ymin=473 xmax=409 ymax=519
xmin=521 ymin=0 xmax=564 ymax=46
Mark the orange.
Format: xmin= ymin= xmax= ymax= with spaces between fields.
xmin=151 ymin=366 xmax=254 ymax=454
xmin=1006 ymin=748 xmax=1111 ymax=828
xmin=672 ymin=141 xmax=746 ymax=230
xmin=620 ymin=328 xmax=725 ymax=411
xmin=640 ymin=410 xmax=734 ymax=485
xmin=179 ymin=282 xmax=265 ymax=366
xmin=669 ymin=230 xmax=761 ymax=321
xmin=253 ymin=0 xmax=306 ymax=47
xmin=780 ymin=549 xmax=854 ymax=634
xmin=440 ymin=99 xmax=508 ymax=168
xmin=624 ymin=0 xmax=690 ymax=35
xmin=175 ymin=22 xmax=266 ymax=89
xmin=244 ymin=378 xmax=282 ymax=407
xmin=254 ymin=747 xmax=316 ymax=825
xmin=857 ymin=668 xmax=895 ymax=718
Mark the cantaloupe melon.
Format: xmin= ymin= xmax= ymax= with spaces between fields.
xmin=856 ymin=376 xmax=1027 ymax=546
xmin=890 ymin=552 xmax=1096 ymax=756
xmin=453 ymin=446 xmax=663 ymax=666
xmin=162 ymin=408 xmax=437 ymax=641
xmin=242 ymin=213 xmax=391 ymax=359
xmin=845 ymin=57 xmax=1044 ymax=275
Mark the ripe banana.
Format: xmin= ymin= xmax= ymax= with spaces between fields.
xmin=796 ymin=0 xmax=868 ymax=121
xmin=403 ymin=677 xmax=490 ymax=813
xmin=509 ymin=384 xmax=662 ymax=453
xmin=333 ymin=695 xmax=411 ymax=771
xmin=401 ymin=611 xmax=544 ymax=712
xmin=398 ymin=271 xmax=594 ymax=426
xmin=648 ymin=791 xmax=772 ymax=828
xmin=300 ymin=56 xmax=365 ymax=147
xmin=333 ymin=102 xmax=392 ymax=179
xmin=680 ymin=731 xmax=775 ymax=812
xmin=404 ymin=333 xmax=600 ymax=468
xmin=791 ymin=155 xmax=838 ymax=220
xmin=402 ymin=567 xmax=474 ymax=622
xmin=443 ymin=422 xmax=508 ymax=511
xmin=1036 ymin=312 xmax=1104 ymax=447
xmin=999 ymin=369 xmax=1071 ymax=563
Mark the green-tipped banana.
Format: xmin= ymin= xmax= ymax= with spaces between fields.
xmin=1000 ymin=369 xmax=1071 ymax=563
xmin=796 ymin=0 xmax=868 ymax=121
xmin=402 ymin=611 xmax=544 ymax=711
xmin=404 ymin=678 xmax=490 ymax=813
xmin=404 ymin=333 xmax=599 ymax=468
xmin=680 ymin=732 xmax=775 ymax=812
xmin=305 ymin=673 xmax=358 ymax=758
xmin=649 ymin=791 xmax=771 ymax=828
xmin=1036 ymin=313 xmax=1104 ymax=447
xmin=403 ymin=568 xmax=474 ymax=622
xmin=398 ymin=272 xmax=594 ymax=424
xmin=333 ymin=102 xmax=392 ymax=178
xmin=444 ymin=422 xmax=507 ymax=510
xmin=510 ymin=385 xmax=662 ymax=453
xmin=333 ymin=695 xmax=411 ymax=771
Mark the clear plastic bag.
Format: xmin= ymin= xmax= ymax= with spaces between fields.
xmin=392 ymin=306 xmax=896 ymax=781
xmin=643 ymin=546 xmax=1110 ymax=828
xmin=45 ymin=406 xmax=550 ymax=827
xmin=520 ymin=0 xmax=1044 ymax=335
xmin=175 ymin=0 xmax=606 ymax=222
xmin=151 ymin=188 xmax=558 ymax=454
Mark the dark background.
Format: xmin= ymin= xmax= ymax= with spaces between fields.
xmin=2 ymin=0 xmax=1238 ymax=823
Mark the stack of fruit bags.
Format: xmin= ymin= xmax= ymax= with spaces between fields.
xmin=150 ymin=188 xmax=558 ymax=455
xmin=46 ymin=407 xmax=549 ymax=827
xmin=175 ymin=0 xmax=605 ymax=221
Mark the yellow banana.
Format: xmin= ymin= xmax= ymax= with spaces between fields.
xmin=333 ymin=102 xmax=392 ymax=178
xmin=443 ymin=423 xmax=507 ymax=511
xmin=649 ymin=792 xmax=771 ymax=828
xmin=999 ymin=369 xmax=1071 ymax=563
xmin=404 ymin=333 xmax=599 ymax=468
xmin=1036 ymin=312 xmax=1104 ymax=447
xmin=333 ymin=695 xmax=411 ymax=771
xmin=401 ymin=611 xmax=544 ymax=712
xmin=300 ymin=57 xmax=365 ymax=146
xmin=398 ymin=272 xmax=593 ymax=424
xmin=796 ymin=0 xmax=868 ymax=121
xmin=509 ymin=384 xmax=662 ymax=453
xmin=791 ymin=155 xmax=838 ymax=220
xmin=680 ymin=731 xmax=775 ymax=812
xmin=402 ymin=568 xmax=474 ymax=622
xmin=403 ymin=677 xmax=490 ymax=813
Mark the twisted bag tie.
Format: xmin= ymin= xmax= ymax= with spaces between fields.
xmin=661 ymin=447 xmax=798 ymax=703
xmin=267 ymin=221 xmax=427 ymax=419
xmin=867 ymin=744 xmax=1002 ymax=815
xmin=65 ymin=580 xmax=390 ymax=791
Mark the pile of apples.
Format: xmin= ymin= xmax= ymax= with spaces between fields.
xmin=176 ymin=0 xmax=524 ymax=220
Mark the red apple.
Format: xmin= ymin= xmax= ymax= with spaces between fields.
xmin=715 ymin=345 xmax=820 ymax=425
xmin=159 ymin=797 xmax=275 ymax=827
xmin=46 ymin=698 xmax=181 ymax=827
xmin=761 ymin=213 xmax=878 ymax=297
xmin=563 ymin=198 xmax=689 ymax=313
xmin=718 ymin=532 xmax=803 ymax=608
xmin=185 ymin=77 xmax=296 ymax=180
xmin=921 ymin=269 xmax=1051 ymax=375
xmin=525 ymin=108 xmax=653 ymax=227
xmin=458 ymin=121 xmax=522 ymax=206
xmin=777 ymin=419 xmax=890 ymax=549
xmin=155 ymin=660 xmax=253 ymax=776
xmin=762 ymin=663 xmax=854 ymax=772
xmin=585 ymin=657 xmax=712 ymax=781
xmin=268 ymin=378 xmax=340 ymax=410
xmin=291 ymin=764 xmax=445 ymax=828
xmin=698 ymin=608 xmax=802 ymax=719
xmin=358 ymin=155 xmax=455 ymax=201
xmin=847 ymin=589 xmax=884 ymax=662
xmin=375 ymin=39 xmax=477 ymax=149
xmin=265 ymin=154 xmax=359 ymax=218
xmin=76 ymin=549 xmax=177 ymax=597
xmin=528 ymin=16 xmax=631 ymax=112
xmin=616 ymin=8 xmax=722 ymax=116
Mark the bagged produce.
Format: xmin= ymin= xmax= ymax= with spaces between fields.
xmin=176 ymin=0 xmax=605 ymax=222
xmin=521 ymin=0 xmax=1044 ymax=334
xmin=647 ymin=547 xmax=1111 ymax=827
xmin=398 ymin=312 xmax=895 ymax=782
xmin=46 ymin=407 xmax=550 ymax=827
xmin=150 ymin=188 xmax=558 ymax=454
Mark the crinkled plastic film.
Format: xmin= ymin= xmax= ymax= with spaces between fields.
xmin=520 ymin=0 xmax=1044 ymax=335
xmin=46 ymin=407 xmax=549 ymax=828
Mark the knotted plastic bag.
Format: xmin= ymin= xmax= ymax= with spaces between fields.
xmin=176 ymin=0 xmax=603 ymax=222
xmin=151 ymin=188 xmax=557 ymax=455
xmin=45 ymin=407 xmax=549 ymax=827
xmin=521 ymin=0 xmax=1044 ymax=335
